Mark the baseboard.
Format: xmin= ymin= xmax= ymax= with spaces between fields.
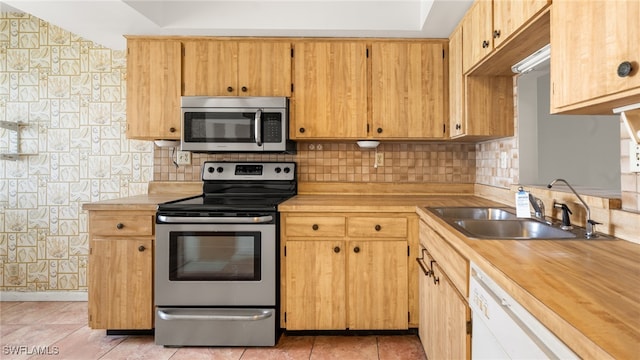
xmin=0 ymin=291 xmax=88 ymax=301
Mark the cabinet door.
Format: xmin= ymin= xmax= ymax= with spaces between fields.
xmin=88 ymin=238 xmax=153 ymax=329
xmin=183 ymin=40 xmax=238 ymax=96
xmin=432 ymin=262 xmax=470 ymax=360
xmin=126 ymin=40 xmax=182 ymax=140
xmin=449 ymin=25 xmax=465 ymax=138
xmin=493 ymin=0 xmax=550 ymax=48
xmin=348 ymin=240 xmax=408 ymax=329
xmin=371 ymin=42 xmax=446 ymax=139
xmin=238 ymin=42 xmax=292 ymax=96
xmin=551 ymin=0 xmax=640 ymax=113
xmin=291 ymin=42 xmax=368 ymax=139
xmin=462 ymin=0 xmax=493 ymax=73
xmin=285 ymin=240 xmax=346 ymax=330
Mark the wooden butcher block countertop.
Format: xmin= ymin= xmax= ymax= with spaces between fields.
xmin=417 ymin=206 xmax=640 ymax=360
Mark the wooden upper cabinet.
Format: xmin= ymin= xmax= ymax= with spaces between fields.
xmin=551 ymin=0 xmax=640 ymax=114
xmin=449 ymin=25 xmax=465 ymax=138
xmin=492 ymin=0 xmax=550 ymax=48
xmin=126 ymin=39 xmax=182 ymax=140
xmin=371 ymin=41 xmax=446 ymax=139
xmin=291 ymin=42 xmax=368 ymax=139
xmin=183 ymin=40 xmax=292 ymax=97
xmin=462 ymin=0 xmax=493 ymax=73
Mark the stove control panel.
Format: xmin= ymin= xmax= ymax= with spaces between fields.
xmin=202 ymin=162 xmax=296 ymax=181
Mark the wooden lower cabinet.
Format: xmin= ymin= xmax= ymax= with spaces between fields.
xmin=87 ymin=210 xmax=155 ymax=330
xmin=282 ymin=213 xmax=413 ymax=330
xmin=419 ymin=219 xmax=470 ymax=359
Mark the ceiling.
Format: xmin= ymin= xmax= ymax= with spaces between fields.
xmin=0 ymin=0 xmax=472 ymax=50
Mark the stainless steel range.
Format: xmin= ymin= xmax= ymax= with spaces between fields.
xmin=154 ymin=161 xmax=296 ymax=347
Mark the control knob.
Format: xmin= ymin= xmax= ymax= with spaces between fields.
xmin=216 ymin=167 xmax=224 ymax=173
xmin=207 ymin=166 xmax=215 ymax=173
xmin=275 ymin=167 xmax=282 ymax=173
xmin=283 ymin=167 xmax=291 ymax=173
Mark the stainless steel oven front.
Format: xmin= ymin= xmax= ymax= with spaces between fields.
xmin=154 ymin=215 xmax=278 ymax=346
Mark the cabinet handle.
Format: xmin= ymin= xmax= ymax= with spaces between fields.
xmin=334 ymin=246 xmax=341 ymax=253
xmin=299 ymin=127 xmax=305 ymax=133
xmin=618 ymin=61 xmax=633 ymax=77
xmin=116 ymin=223 xmax=124 ymax=230
xmin=241 ymin=86 xmax=248 ymax=92
xmin=169 ymin=127 xmax=176 ymax=133
xmin=353 ymin=246 xmax=360 ymax=253
xmin=138 ymin=245 xmax=146 ymax=252
xmin=416 ymin=248 xmax=432 ymax=276
xmin=312 ymin=224 xmax=319 ymax=230
xmin=374 ymin=224 xmax=381 ymax=231
xmin=227 ymin=86 xmax=234 ymax=92
xmin=455 ymin=124 xmax=461 ymax=130
xmin=377 ymin=127 xmax=383 ymax=134
xmin=482 ymin=40 xmax=490 ymax=49
xmin=493 ymin=30 xmax=501 ymax=39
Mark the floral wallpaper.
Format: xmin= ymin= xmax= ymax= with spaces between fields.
xmin=0 ymin=12 xmax=152 ymax=294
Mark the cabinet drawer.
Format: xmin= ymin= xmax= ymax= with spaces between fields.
xmin=91 ymin=215 xmax=154 ymax=237
xmin=284 ymin=216 xmax=346 ymax=237
xmin=347 ymin=217 xmax=407 ymax=238
xmin=419 ymin=220 xmax=468 ymax=296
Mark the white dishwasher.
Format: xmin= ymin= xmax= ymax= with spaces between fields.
xmin=469 ymin=262 xmax=578 ymax=359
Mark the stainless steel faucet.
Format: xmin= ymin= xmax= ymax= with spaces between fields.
xmin=528 ymin=193 xmax=546 ymax=222
xmin=547 ymin=178 xmax=600 ymax=238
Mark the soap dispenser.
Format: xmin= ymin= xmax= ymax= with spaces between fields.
xmin=554 ymin=202 xmax=573 ymax=230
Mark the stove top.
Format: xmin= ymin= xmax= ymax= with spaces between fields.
xmin=157 ymin=161 xmax=297 ymax=214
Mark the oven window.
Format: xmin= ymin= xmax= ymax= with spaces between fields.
xmin=169 ymin=231 xmax=261 ymax=281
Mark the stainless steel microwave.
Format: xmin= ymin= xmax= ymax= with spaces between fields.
xmin=181 ymin=96 xmax=294 ymax=153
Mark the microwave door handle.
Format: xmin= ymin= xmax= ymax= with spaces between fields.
xmin=254 ymin=109 xmax=262 ymax=146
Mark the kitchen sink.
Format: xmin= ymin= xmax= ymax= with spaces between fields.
xmin=429 ymin=207 xmax=518 ymax=220
xmin=452 ymin=219 xmax=576 ymax=239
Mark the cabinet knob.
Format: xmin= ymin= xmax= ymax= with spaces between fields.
xmin=493 ymin=30 xmax=501 ymax=39
xmin=334 ymin=246 xmax=341 ymax=253
xmin=374 ymin=224 xmax=381 ymax=231
xmin=169 ymin=127 xmax=176 ymax=133
xmin=312 ymin=224 xmax=319 ymax=230
xmin=482 ymin=40 xmax=490 ymax=49
xmin=353 ymin=246 xmax=360 ymax=253
xmin=227 ymin=86 xmax=234 ymax=92
xmin=377 ymin=127 xmax=383 ymax=134
xmin=618 ymin=61 xmax=634 ymax=77
xmin=241 ymin=86 xmax=248 ymax=92
xmin=116 ymin=223 xmax=124 ymax=230
xmin=138 ymin=245 xmax=146 ymax=252
xmin=299 ymin=127 xmax=305 ymax=133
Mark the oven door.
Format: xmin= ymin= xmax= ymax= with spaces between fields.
xmin=181 ymin=107 xmax=286 ymax=152
xmin=155 ymin=219 xmax=276 ymax=307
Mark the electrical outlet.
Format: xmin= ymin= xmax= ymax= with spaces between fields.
xmin=176 ymin=150 xmax=191 ymax=165
xmin=631 ymin=142 xmax=640 ymax=172
xmin=375 ymin=152 xmax=384 ymax=167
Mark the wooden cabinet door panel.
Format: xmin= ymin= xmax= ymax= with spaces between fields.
xmin=292 ymin=42 xmax=368 ymax=139
xmin=126 ymin=40 xmax=181 ymax=140
xmin=449 ymin=25 xmax=465 ymax=138
xmin=238 ymin=42 xmax=291 ymax=96
xmin=348 ymin=240 xmax=408 ymax=329
xmin=285 ymin=240 xmax=346 ymax=330
xmin=347 ymin=216 xmax=407 ymax=238
xmin=493 ymin=0 xmax=550 ymax=48
xmin=88 ymin=238 xmax=153 ymax=329
xmin=183 ymin=40 xmax=237 ymax=96
xmin=551 ymin=0 xmax=640 ymax=111
xmin=432 ymin=263 xmax=470 ymax=360
xmin=371 ymin=42 xmax=446 ymax=139
xmin=462 ymin=0 xmax=493 ymax=73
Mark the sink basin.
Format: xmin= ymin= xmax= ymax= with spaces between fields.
xmin=429 ymin=207 xmax=518 ymax=220
xmin=452 ymin=219 xmax=576 ymax=239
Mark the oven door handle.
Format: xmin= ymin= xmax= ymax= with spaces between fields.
xmin=158 ymin=309 xmax=273 ymax=322
xmin=157 ymin=215 xmax=273 ymax=224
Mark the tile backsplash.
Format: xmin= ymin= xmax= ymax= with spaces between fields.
xmin=154 ymin=142 xmax=477 ymax=184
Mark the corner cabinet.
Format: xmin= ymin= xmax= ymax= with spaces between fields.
xmin=182 ymin=40 xmax=292 ymax=97
xmin=87 ymin=210 xmax=155 ymax=330
xmin=418 ymin=219 xmax=470 ymax=360
xmin=550 ymin=0 xmax=640 ymax=114
xmin=281 ymin=212 xmax=417 ymax=330
xmin=126 ymin=39 xmax=182 ymax=140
